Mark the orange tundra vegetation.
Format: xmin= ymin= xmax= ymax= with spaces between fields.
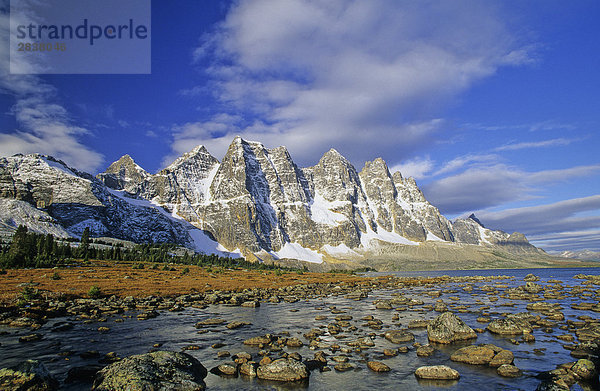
xmin=0 ymin=260 xmax=369 ymax=302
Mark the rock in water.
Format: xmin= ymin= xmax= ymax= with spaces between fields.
xmin=524 ymin=273 xmax=539 ymax=281
xmin=0 ymin=360 xmax=59 ymax=390
xmin=384 ymin=330 xmax=415 ymax=344
xmin=497 ymin=364 xmax=522 ymax=378
xmin=450 ymin=345 xmax=496 ymax=365
xmin=414 ymin=365 xmax=460 ymax=380
xmin=570 ymin=359 xmax=597 ymax=381
xmin=489 ymin=350 xmax=514 ymax=368
xmin=367 ymin=361 xmax=391 ymax=372
xmin=487 ymin=317 xmax=532 ymax=335
xmin=524 ymin=282 xmax=543 ymax=294
xmin=427 ymin=312 xmax=477 ymax=344
xmin=92 ymin=351 xmax=207 ymax=390
xmin=239 ymin=362 xmax=259 ymax=377
xmin=256 ymin=358 xmax=309 ymax=382
xmin=416 ymin=345 xmax=435 ymax=357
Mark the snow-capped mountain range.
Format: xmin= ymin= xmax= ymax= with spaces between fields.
xmin=0 ymin=137 xmax=546 ymax=267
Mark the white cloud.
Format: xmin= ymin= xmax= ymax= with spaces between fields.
xmin=170 ymin=0 xmax=532 ymax=166
xmin=0 ymin=6 xmax=103 ymax=172
xmin=528 ymin=165 xmax=600 ymax=184
xmin=462 ymin=121 xmax=577 ymax=133
xmin=528 ymin=230 xmax=600 ymax=252
xmin=494 ymin=137 xmax=576 ymax=151
xmin=476 ymin=196 xmax=600 ymax=252
xmin=423 ymin=164 xmax=600 ymax=215
xmin=389 ymin=157 xmax=434 ymax=179
xmin=423 ymin=164 xmax=529 ymax=214
xmin=478 ymin=195 xmax=600 ymax=232
xmin=434 ymin=154 xmax=499 ymax=176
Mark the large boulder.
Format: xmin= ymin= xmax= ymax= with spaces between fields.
xmin=414 ymin=365 xmax=460 ymax=380
xmin=367 ymin=361 xmax=391 ymax=372
xmin=243 ymin=334 xmax=274 ymax=346
xmin=487 ymin=317 xmax=532 ymax=335
xmin=427 ymin=312 xmax=477 ymax=344
xmin=384 ymin=330 xmax=415 ymax=344
xmin=497 ymin=364 xmax=522 ymax=378
xmin=92 ymin=351 xmax=207 ymax=391
xmin=523 ymin=282 xmax=543 ymax=294
xmin=570 ymin=359 xmax=597 ymax=381
xmin=256 ymin=358 xmax=309 ymax=382
xmin=524 ymin=273 xmax=539 ymax=282
xmin=0 ymin=360 xmax=59 ymax=390
xmin=489 ymin=350 xmax=514 ymax=368
xmin=450 ymin=345 xmax=496 ymax=365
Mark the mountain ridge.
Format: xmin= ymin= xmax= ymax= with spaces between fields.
xmin=0 ymin=137 xmax=557 ymax=269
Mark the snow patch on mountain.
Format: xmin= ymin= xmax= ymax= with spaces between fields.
xmin=272 ymin=242 xmax=323 ymax=263
xmin=201 ymin=164 xmax=220 ymax=202
xmin=426 ymin=231 xmax=445 ymax=242
xmin=309 ymin=192 xmax=347 ymax=226
xmin=0 ymin=198 xmax=72 ymax=238
xmin=108 ymin=189 xmax=169 ymax=214
xmin=361 ymin=227 xmax=419 ymax=247
xmin=188 ymin=228 xmax=237 ymax=256
xmin=478 ymin=226 xmax=492 ymax=245
xmin=42 ymin=157 xmax=78 ymax=177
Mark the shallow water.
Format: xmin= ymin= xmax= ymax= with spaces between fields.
xmin=1 ymin=267 xmax=599 ymax=390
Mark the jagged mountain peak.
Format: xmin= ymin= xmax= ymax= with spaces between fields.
xmin=316 ymin=148 xmax=354 ymax=172
xmin=361 ymin=158 xmax=393 ymax=177
xmin=468 ymin=213 xmax=485 ymax=227
xmin=105 ymin=154 xmax=149 ymax=176
xmin=225 ymin=135 xmax=269 ymax=156
xmin=231 ymin=135 xmax=264 ymax=148
xmin=391 ymin=171 xmax=404 ymax=184
xmin=322 ymin=148 xmax=345 ymax=159
xmin=0 ymin=137 xmax=547 ymax=266
xmin=268 ymin=145 xmax=291 ymax=157
xmin=5 ymin=153 xmax=91 ymax=181
xmin=163 ymin=145 xmax=218 ymax=173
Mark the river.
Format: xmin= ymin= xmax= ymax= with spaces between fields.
xmin=1 ymin=267 xmax=598 ymax=390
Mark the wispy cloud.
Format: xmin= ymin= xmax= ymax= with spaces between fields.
xmin=477 ymin=196 xmax=600 ymax=251
xmin=389 ymin=157 xmax=434 ymax=180
xmin=478 ymin=195 xmax=600 ymax=233
xmin=528 ymin=230 xmax=600 ymax=252
xmin=462 ymin=120 xmax=577 ymax=133
xmin=423 ymin=164 xmax=600 ymax=215
xmin=170 ymin=0 xmax=533 ymax=166
xmin=434 ymin=154 xmax=499 ymax=176
xmin=0 ymin=4 xmax=103 ymax=172
xmin=494 ymin=137 xmax=577 ymax=151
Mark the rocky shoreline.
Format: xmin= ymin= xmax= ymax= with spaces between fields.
xmin=1 ymin=272 xmax=600 ymax=390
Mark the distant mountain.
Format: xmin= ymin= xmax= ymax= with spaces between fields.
xmin=0 ymin=137 xmax=555 ymax=270
xmin=558 ymin=250 xmax=600 ymax=262
xmin=0 ymin=154 xmax=225 ymax=255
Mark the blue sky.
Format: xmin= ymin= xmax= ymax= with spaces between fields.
xmin=1 ymin=0 xmax=599 ymax=252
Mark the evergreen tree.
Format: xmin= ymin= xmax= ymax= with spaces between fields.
xmin=8 ymin=225 xmax=28 ymax=267
xmin=80 ymin=227 xmax=90 ymax=259
xmin=44 ymin=234 xmax=54 ymax=257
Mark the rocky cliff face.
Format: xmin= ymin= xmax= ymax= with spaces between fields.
xmin=0 ymin=154 xmax=221 ymax=253
xmin=0 ymin=138 xmax=545 ymax=265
